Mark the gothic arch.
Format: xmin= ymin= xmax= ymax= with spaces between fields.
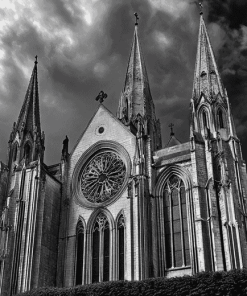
xmin=115 ymin=210 xmax=126 ymax=280
xmin=12 ymin=142 xmax=19 ymax=162
xmin=85 ymin=209 xmax=115 ymax=284
xmin=216 ymin=106 xmax=227 ymax=130
xmin=75 ymin=216 xmax=86 ymax=286
xmin=22 ymin=140 xmax=32 ymax=163
xmin=87 ymin=208 xmax=114 ymax=233
xmin=197 ymin=104 xmax=213 ymax=136
xmin=154 ymin=165 xmax=197 ymax=275
xmin=154 ymin=165 xmax=193 ymax=196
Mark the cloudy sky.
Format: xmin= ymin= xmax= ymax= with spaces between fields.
xmin=0 ymin=0 xmax=247 ymax=165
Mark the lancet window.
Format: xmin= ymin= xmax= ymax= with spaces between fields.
xmin=218 ymin=109 xmax=224 ymax=129
xmin=75 ymin=220 xmax=84 ymax=285
xmin=92 ymin=213 xmax=110 ymax=283
xmin=163 ymin=175 xmax=190 ymax=269
xmin=117 ymin=214 xmax=125 ymax=280
xmin=12 ymin=143 xmax=18 ymax=162
xmin=24 ymin=143 xmax=31 ymax=163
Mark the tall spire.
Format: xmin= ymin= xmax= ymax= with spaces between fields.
xmin=8 ymin=57 xmax=45 ymax=165
xmin=192 ymin=12 xmax=225 ymax=100
xmin=117 ymin=13 xmax=155 ymax=124
xmin=16 ymin=56 xmax=41 ymax=134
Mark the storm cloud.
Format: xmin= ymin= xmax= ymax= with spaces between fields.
xmin=0 ymin=0 xmax=247 ymax=164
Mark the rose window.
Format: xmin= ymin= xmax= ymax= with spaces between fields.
xmin=80 ymin=151 xmax=126 ymax=203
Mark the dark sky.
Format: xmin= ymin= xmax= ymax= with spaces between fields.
xmin=0 ymin=0 xmax=247 ymax=165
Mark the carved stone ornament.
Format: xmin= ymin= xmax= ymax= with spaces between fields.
xmin=80 ymin=151 xmax=126 ymax=203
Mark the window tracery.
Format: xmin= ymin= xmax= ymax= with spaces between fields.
xmin=92 ymin=213 xmax=110 ymax=283
xmin=163 ymin=175 xmax=190 ymax=269
xmin=81 ymin=152 xmax=126 ymax=203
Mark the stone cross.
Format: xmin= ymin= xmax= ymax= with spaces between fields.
xmin=134 ymin=12 xmax=139 ymax=25
xmin=199 ymin=2 xmax=203 ymax=14
xmin=96 ymin=91 xmax=108 ymax=103
xmin=169 ymin=123 xmax=174 ymax=136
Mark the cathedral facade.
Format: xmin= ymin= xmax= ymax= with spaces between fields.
xmin=0 ymin=12 xmax=247 ymax=296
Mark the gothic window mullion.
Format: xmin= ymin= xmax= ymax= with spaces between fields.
xmin=178 ymin=187 xmax=185 ymax=267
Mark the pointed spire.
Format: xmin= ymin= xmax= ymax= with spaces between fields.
xmin=117 ymin=14 xmax=155 ymax=123
xmin=16 ymin=57 xmax=41 ymax=135
xmin=8 ymin=57 xmax=45 ymax=165
xmin=192 ymin=12 xmax=224 ymax=100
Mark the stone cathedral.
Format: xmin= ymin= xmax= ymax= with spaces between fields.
xmin=0 ymin=11 xmax=247 ymax=296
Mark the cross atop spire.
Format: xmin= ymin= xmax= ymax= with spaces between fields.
xmin=199 ymin=2 xmax=203 ymax=15
xmin=168 ymin=123 xmax=174 ymax=136
xmin=134 ymin=12 xmax=139 ymax=26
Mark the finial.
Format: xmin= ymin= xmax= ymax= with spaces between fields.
xmin=95 ymin=91 xmax=107 ymax=104
xmin=134 ymin=12 xmax=139 ymax=26
xmin=199 ymin=2 xmax=203 ymax=15
xmin=168 ymin=123 xmax=174 ymax=136
xmin=35 ymin=55 xmax=38 ymax=64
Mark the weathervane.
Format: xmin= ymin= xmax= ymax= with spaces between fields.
xmin=168 ymin=123 xmax=174 ymax=136
xmin=199 ymin=2 xmax=203 ymax=15
xmin=35 ymin=55 xmax=38 ymax=64
xmin=96 ymin=91 xmax=108 ymax=104
xmin=134 ymin=12 xmax=139 ymax=25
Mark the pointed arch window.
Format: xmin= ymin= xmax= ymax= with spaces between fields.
xmin=92 ymin=213 xmax=110 ymax=283
xmin=117 ymin=214 xmax=125 ymax=280
xmin=125 ymin=98 xmax=129 ymax=120
xmin=75 ymin=220 xmax=84 ymax=285
xmin=24 ymin=143 xmax=31 ymax=163
xmin=202 ymin=110 xmax=210 ymax=136
xmin=163 ymin=175 xmax=190 ymax=269
xmin=202 ymin=111 xmax=208 ymax=127
xmin=218 ymin=109 xmax=224 ymax=129
xmin=12 ymin=143 xmax=18 ymax=162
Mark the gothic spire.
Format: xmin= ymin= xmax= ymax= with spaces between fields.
xmin=16 ymin=57 xmax=41 ymax=135
xmin=117 ymin=14 xmax=155 ymax=123
xmin=8 ymin=57 xmax=45 ymax=165
xmin=192 ymin=13 xmax=225 ymax=100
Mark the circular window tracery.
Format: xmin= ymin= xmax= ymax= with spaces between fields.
xmin=80 ymin=151 xmax=126 ymax=203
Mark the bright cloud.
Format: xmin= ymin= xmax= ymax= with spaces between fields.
xmin=148 ymin=0 xmax=190 ymax=18
xmin=154 ymin=31 xmax=172 ymax=48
